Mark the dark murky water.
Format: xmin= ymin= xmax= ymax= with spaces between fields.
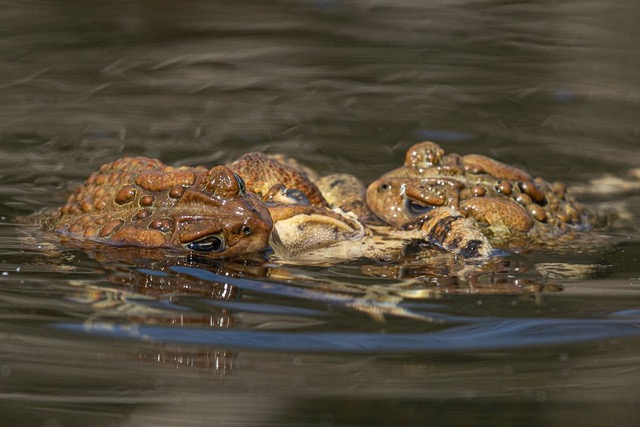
xmin=1 ymin=1 xmax=640 ymax=426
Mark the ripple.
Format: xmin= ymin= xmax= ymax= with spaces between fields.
xmin=54 ymin=318 xmax=640 ymax=353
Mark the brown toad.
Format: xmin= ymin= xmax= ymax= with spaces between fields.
xmin=365 ymin=141 xmax=597 ymax=248
xmin=42 ymin=157 xmax=273 ymax=257
xmin=229 ymin=151 xmax=495 ymax=262
xmin=36 ymin=143 xmax=600 ymax=263
xmin=228 ymin=152 xmax=373 ymax=261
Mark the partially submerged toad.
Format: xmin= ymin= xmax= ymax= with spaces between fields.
xmin=365 ymin=142 xmax=596 ymax=248
xmin=36 ymin=142 xmax=601 ymax=263
xmin=40 ymin=157 xmax=272 ymax=257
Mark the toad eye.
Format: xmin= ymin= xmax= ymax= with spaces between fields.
xmin=406 ymin=199 xmax=434 ymax=216
xmin=233 ymin=173 xmax=246 ymax=195
xmin=283 ymin=188 xmax=310 ymax=205
xmin=185 ymin=234 xmax=226 ymax=253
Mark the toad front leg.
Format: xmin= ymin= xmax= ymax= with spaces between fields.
xmin=404 ymin=206 xmax=495 ymax=259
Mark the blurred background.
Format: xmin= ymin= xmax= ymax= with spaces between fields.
xmin=2 ymin=0 xmax=638 ymax=193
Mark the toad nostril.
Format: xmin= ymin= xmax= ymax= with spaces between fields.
xmin=241 ymin=225 xmax=252 ymax=235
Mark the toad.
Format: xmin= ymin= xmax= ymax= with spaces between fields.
xmin=228 ymin=151 xmax=495 ymax=262
xmin=365 ymin=141 xmax=597 ymax=248
xmin=36 ymin=142 xmax=600 ymax=263
xmin=41 ymin=157 xmax=273 ymax=257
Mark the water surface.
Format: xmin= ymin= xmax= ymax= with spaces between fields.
xmin=1 ymin=1 xmax=640 ymax=426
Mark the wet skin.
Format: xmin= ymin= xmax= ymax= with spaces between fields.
xmin=229 ymin=151 xmax=495 ymax=261
xmin=39 ymin=142 xmax=598 ymax=261
xmin=365 ymin=142 xmax=595 ymax=247
xmin=228 ymin=152 xmax=370 ymax=260
xmin=44 ymin=157 xmax=272 ymax=257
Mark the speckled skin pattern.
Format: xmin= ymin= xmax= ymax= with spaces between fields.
xmin=232 ymin=152 xmax=494 ymax=260
xmin=46 ymin=157 xmax=272 ymax=256
xmin=228 ymin=152 xmax=328 ymax=207
xmin=41 ymin=142 xmax=596 ymax=261
xmin=366 ymin=141 xmax=594 ymax=246
xmin=229 ymin=152 xmax=368 ymax=257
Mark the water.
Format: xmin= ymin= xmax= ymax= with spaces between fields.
xmin=1 ymin=1 xmax=640 ymax=426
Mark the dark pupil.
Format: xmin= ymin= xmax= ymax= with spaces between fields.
xmin=406 ymin=199 xmax=434 ymax=216
xmin=233 ymin=173 xmax=246 ymax=194
xmin=186 ymin=236 xmax=224 ymax=253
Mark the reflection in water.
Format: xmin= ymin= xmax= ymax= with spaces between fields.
xmin=40 ymin=242 xmax=625 ymax=367
xmin=57 ymin=316 xmax=640 ymax=353
xmin=135 ymin=346 xmax=236 ymax=376
xmin=64 ymin=251 xmax=245 ymax=376
xmin=13 ymin=240 xmax=565 ymax=380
